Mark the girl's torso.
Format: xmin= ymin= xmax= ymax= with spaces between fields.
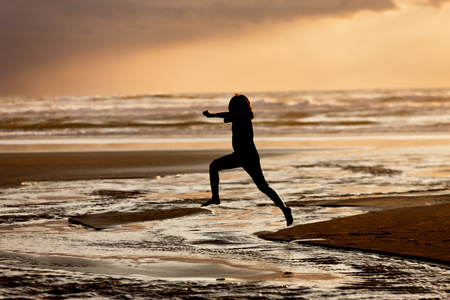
xmin=231 ymin=117 xmax=258 ymax=157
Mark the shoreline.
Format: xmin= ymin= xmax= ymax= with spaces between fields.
xmin=1 ymin=133 xmax=450 ymax=152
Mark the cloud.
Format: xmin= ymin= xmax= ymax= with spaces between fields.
xmin=2 ymin=0 xmax=398 ymax=41
xmin=1 ymin=0 xmax=398 ymax=95
xmin=424 ymin=0 xmax=450 ymax=7
xmin=398 ymin=0 xmax=450 ymax=8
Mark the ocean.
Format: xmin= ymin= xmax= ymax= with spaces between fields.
xmin=1 ymin=89 xmax=450 ymax=299
xmin=1 ymin=88 xmax=450 ymax=139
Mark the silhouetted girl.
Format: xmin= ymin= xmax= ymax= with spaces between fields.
xmin=202 ymin=94 xmax=293 ymax=226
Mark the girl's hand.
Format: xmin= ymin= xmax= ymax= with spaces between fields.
xmin=203 ymin=110 xmax=212 ymax=118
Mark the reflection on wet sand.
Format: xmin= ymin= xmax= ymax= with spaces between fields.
xmin=1 ymin=135 xmax=450 ymax=298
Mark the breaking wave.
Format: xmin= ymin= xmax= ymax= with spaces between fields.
xmin=1 ymin=89 xmax=450 ymax=137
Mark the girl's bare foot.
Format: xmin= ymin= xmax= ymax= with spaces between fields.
xmin=201 ymin=198 xmax=221 ymax=207
xmin=283 ymin=207 xmax=293 ymax=226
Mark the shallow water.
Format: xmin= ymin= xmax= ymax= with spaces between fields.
xmin=1 ymin=140 xmax=450 ymax=299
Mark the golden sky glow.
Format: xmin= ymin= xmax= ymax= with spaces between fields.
xmin=1 ymin=0 xmax=450 ymax=96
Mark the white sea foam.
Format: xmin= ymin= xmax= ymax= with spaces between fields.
xmin=1 ymin=89 xmax=450 ymax=138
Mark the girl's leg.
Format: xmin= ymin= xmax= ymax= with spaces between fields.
xmin=202 ymin=153 xmax=241 ymax=207
xmin=243 ymin=161 xmax=293 ymax=226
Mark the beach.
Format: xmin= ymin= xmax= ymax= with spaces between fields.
xmin=1 ymin=90 xmax=450 ymax=298
xmin=4 ymin=145 xmax=450 ymax=262
xmin=4 ymin=0 xmax=450 ymax=293
xmin=3 ymin=137 xmax=450 ymax=265
xmin=1 ymin=135 xmax=450 ymax=299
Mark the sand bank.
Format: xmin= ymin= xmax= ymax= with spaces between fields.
xmin=0 ymin=150 xmax=221 ymax=188
xmin=258 ymin=194 xmax=450 ymax=265
xmin=288 ymin=193 xmax=450 ymax=209
xmin=68 ymin=208 xmax=209 ymax=230
xmin=0 ymin=148 xmax=294 ymax=188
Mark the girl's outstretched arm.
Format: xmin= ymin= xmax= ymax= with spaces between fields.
xmin=203 ymin=110 xmax=253 ymax=123
xmin=203 ymin=110 xmax=229 ymax=118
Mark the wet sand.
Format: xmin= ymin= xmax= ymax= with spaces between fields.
xmin=68 ymin=208 xmax=209 ymax=230
xmin=2 ymin=136 xmax=450 ymax=292
xmin=0 ymin=150 xmax=226 ymax=188
xmin=258 ymin=194 xmax=450 ymax=265
xmin=69 ymin=187 xmax=450 ymax=265
xmin=0 ymin=148 xmax=293 ymax=188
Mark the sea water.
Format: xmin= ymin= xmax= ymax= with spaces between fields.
xmin=1 ymin=89 xmax=450 ymax=138
xmin=1 ymin=89 xmax=450 ymax=299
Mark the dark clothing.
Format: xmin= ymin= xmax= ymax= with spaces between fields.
xmin=210 ymin=152 xmax=266 ymax=190
xmin=209 ymin=112 xmax=284 ymax=208
xmin=230 ymin=112 xmax=257 ymax=156
xmin=209 ymin=152 xmax=284 ymax=208
xmin=222 ymin=111 xmax=262 ymax=187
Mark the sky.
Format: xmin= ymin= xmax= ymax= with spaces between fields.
xmin=1 ymin=0 xmax=450 ymax=96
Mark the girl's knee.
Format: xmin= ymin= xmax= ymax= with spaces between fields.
xmin=210 ymin=159 xmax=221 ymax=172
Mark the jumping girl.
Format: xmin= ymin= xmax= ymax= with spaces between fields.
xmin=202 ymin=94 xmax=293 ymax=227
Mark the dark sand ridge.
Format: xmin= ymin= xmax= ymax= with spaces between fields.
xmin=0 ymin=149 xmax=294 ymax=188
xmin=0 ymin=150 xmax=225 ymax=188
xmin=69 ymin=208 xmax=209 ymax=230
xmin=258 ymin=194 xmax=450 ymax=266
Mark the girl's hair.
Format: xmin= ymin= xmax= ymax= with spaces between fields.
xmin=228 ymin=94 xmax=254 ymax=118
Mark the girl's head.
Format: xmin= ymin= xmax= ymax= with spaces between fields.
xmin=228 ymin=94 xmax=253 ymax=115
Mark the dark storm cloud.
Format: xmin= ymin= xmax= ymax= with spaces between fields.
xmin=1 ymin=0 xmax=398 ymax=39
xmin=0 ymin=0 xmax=397 ymax=95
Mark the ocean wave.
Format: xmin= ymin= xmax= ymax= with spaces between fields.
xmin=1 ymin=89 xmax=449 ymax=137
xmin=0 ymin=119 xmax=213 ymax=130
xmin=255 ymin=120 xmax=378 ymax=127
